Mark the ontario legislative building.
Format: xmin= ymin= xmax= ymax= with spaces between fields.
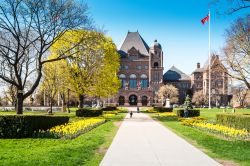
xmin=113 ymin=31 xmax=164 ymax=106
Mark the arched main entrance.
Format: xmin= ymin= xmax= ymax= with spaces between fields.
xmin=129 ymin=95 xmax=137 ymax=106
xmin=118 ymin=96 xmax=125 ymax=105
xmin=141 ymin=96 xmax=148 ymax=106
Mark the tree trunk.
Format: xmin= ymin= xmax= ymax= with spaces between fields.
xmin=61 ymin=99 xmax=66 ymax=112
xmin=16 ymin=91 xmax=24 ymax=114
xmin=50 ymin=94 xmax=53 ymax=114
xmin=79 ymin=94 xmax=84 ymax=108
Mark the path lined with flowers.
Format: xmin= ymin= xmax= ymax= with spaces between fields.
xmin=101 ymin=107 xmax=220 ymax=166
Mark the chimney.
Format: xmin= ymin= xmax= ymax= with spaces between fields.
xmin=197 ymin=63 xmax=200 ymax=68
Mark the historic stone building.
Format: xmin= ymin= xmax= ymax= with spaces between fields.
xmin=112 ymin=31 xmax=228 ymax=106
xmin=191 ymin=55 xmax=229 ymax=106
xmin=163 ymin=66 xmax=191 ymax=104
xmin=114 ymin=31 xmax=163 ymax=106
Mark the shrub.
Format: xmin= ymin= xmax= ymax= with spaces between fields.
xmin=216 ymin=113 xmax=250 ymax=131
xmin=0 ymin=115 xmax=69 ymax=138
xmin=176 ymin=109 xmax=200 ymax=117
xmin=154 ymin=107 xmax=173 ymax=112
xmin=76 ymin=109 xmax=103 ymax=117
xmin=102 ymin=106 xmax=117 ymax=111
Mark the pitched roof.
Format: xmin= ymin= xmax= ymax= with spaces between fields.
xmin=163 ymin=66 xmax=191 ymax=81
xmin=192 ymin=67 xmax=204 ymax=73
xmin=119 ymin=31 xmax=149 ymax=56
xmin=203 ymin=55 xmax=219 ymax=70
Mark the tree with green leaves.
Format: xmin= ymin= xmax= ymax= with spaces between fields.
xmin=40 ymin=56 xmax=70 ymax=113
xmin=184 ymin=95 xmax=193 ymax=110
xmin=51 ymin=30 xmax=120 ymax=108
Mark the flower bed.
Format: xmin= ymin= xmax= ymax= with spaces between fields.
xmin=181 ymin=117 xmax=250 ymax=139
xmin=103 ymin=114 xmax=116 ymax=119
xmin=155 ymin=112 xmax=178 ymax=121
xmin=38 ymin=118 xmax=105 ymax=139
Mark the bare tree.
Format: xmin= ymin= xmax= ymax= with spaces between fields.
xmin=231 ymin=84 xmax=249 ymax=107
xmin=0 ymin=0 xmax=91 ymax=114
xmin=211 ymin=0 xmax=250 ymax=14
xmin=192 ymin=90 xmax=208 ymax=106
xmin=222 ymin=15 xmax=250 ymax=90
xmin=157 ymin=84 xmax=179 ymax=104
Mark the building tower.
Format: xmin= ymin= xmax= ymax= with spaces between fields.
xmin=149 ymin=40 xmax=164 ymax=102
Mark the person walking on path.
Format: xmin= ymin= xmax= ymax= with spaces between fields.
xmin=137 ymin=106 xmax=140 ymax=113
xmin=130 ymin=111 xmax=133 ymax=118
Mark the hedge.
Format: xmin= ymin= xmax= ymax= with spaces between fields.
xmin=103 ymin=111 xmax=118 ymax=115
xmin=76 ymin=109 xmax=103 ymax=117
xmin=216 ymin=113 xmax=250 ymax=131
xmin=176 ymin=109 xmax=200 ymax=117
xmin=0 ymin=115 xmax=69 ymax=138
xmin=101 ymin=106 xmax=117 ymax=111
xmin=154 ymin=107 xmax=173 ymax=112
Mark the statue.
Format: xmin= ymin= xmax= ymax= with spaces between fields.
xmin=165 ymin=98 xmax=170 ymax=108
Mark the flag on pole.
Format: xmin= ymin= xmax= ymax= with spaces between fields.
xmin=201 ymin=15 xmax=209 ymax=24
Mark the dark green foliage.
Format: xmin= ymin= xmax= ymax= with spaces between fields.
xmin=216 ymin=113 xmax=250 ymax=131
xmin=0 ymin=115 xmax=69 ymax=138
xmin=154 ymin=107 xmax=173 ymax=112
xmin=76 ymin=109 xmax=103 ymax=117
xmin=101 ymin=106 xmax=117 ymax=111
xmin=176 ymin=109 xmax=200 ymax=117
xmin=184 ymin=95 xmax=193 ymax=109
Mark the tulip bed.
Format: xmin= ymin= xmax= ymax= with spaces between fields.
xmin=38 ymin=118 xmax=106 ymax=139
xmin=155 ymin=108 xmax=250 ymax=165
xmin=180 ymin=117 xmax=250 ymax=140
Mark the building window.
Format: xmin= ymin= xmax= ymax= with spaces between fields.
xmin=119 ymin=74 xmax=126 ymax=88
xmin=129 ymin=74 xmax=137 ymax=88
xmin=137 ymin=65 xmax=142 ymax=70
xmin=154 ymin=62 xmax=159 ymax=68
xmin=125 ymin=65 xmax=129 ymax=70
xmin=140 ymin=74 xmax=148 ymax=88
xmin=145 ymin=65 xmax=148 ymax=69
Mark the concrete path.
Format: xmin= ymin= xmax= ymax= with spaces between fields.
xmin=100 ymin=107 xmax=221 ymax=166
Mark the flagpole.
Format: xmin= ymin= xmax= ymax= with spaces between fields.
xmin=208 ymin=9 xmax=211 ymax=109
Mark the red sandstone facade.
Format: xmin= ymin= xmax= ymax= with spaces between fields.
xmin=113 ymin=32 xmax=163 ymax=106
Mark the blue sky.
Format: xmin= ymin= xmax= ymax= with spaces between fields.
xmin=87 ymin=0 xmax=248 ymax=74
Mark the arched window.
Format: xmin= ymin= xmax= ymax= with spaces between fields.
xmin=119 ymin=74 xmax=126 ymax=79
xmin=119 ymin=74 xmax=126 ymax=88
xmin=130 ymin=74 xmax=137 ymax=79
xmin=154 ymin=62 xmax=159 ymax=68
xmin=129 ymin=74 xmax=137 ymax=88
xmin=140 ymin=74 xmax=148 ymax=88
xmin=140 ymin=74 xmax=147 ymax=79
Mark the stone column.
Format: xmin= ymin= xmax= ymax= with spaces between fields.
xmin=137 ymin=95 xmax=142 ymax=106
xmin=124 ymin=95 xmax=129 ymax=106
xmin=147 ymin=97 xmax=151 ymax=106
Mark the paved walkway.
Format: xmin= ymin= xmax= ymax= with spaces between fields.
xmin=100 ymin=107 xmax=221 ymax=166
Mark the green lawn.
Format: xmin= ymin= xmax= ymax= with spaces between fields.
xmin=161 ymin=121 xmax=250 ymax=166
xmin=199 ymin=108 xmax=250 ymax=121
xmin=0 ymin=111 xmax=125 ymax=165
xmin=154 ymin=108 xmax=250 ymax=166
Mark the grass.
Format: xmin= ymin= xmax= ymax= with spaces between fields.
xmin=198 ymin=108 xmax=250 ymax=121
xmin=154 ymin=108 xmax=250 ymax=166
xmin=161 ymin=121 xmax=250 ymax=166
xmin=0 ymin=111 xmax=126 ymax=165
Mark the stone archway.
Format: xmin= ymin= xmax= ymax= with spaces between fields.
xmin=118 ymin=96 xmax=125 ymax=106
xmin=129 ymin=95 xmax=137 ymax=106
xmin=141 ymin=96 xmax=148 ymax=106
